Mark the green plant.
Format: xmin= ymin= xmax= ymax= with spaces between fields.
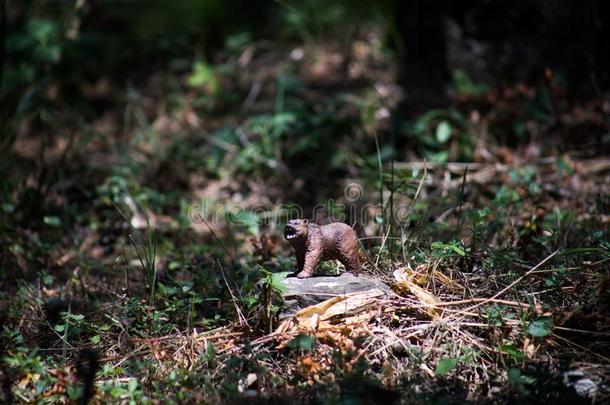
xmin=55 ymin=311 xmax=85 ymax=359
xmin=507 ymin=368 xmax=536 ymax=396
xmin=481 ymin=305 xmax=514 ymax=328
xmin=233 ymin=112 xmax=297 ymax=175
xmin=188 ymin=60 xmax=220 ymax=95
xmin=2 ymin=334 xmax=57 ymax=403
xmin=2 ymin=326 xmax=26 ymax=353
xmin=115 ymin=200 xmax=159 ymax=306
xmin=527 ymin=318 xmax=553 ymax=338
xmin=99 ymin=378 xmax=150 ymax=404
xmin=288 ymin=333 xmax=315 ymax=351
xmin=508 ymin=166 xmax=541 ymax=195
xmin=452 ymin=69 xmax=489 ymax=96
xmin=406 ymin=108 xmax=475 ymax=163
xmin=277 ymin=0 xmax=350 ymax=43
xmin=435 ymin=357 xmax=458 ymax=376
xmin=544 ymin=266 xmax=568 ymax=287
xmin=493 ymin=185 xmax=521 ymax=206
xmin=483 ymin=247 xmax=523 ymax=274
xmin=226 ymin=207 xmax=261 ymax=237
xmin=244 ymin=269 xmax=289 ymax=332
xmin=3 ymin=18 xmax=63 ymax=136
xmin=431 ymin=240 xmax=467 ymax=259
xmin=500 ymin=343 xmax=525 ymax=364
xmin=131 ymin=221 xmax=159 ymax=306
xmin=467 ymin=207 xmax=493 ymax=251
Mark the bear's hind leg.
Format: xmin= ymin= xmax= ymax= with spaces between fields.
xmin=338 ymin=254 xmax=361 ymax=275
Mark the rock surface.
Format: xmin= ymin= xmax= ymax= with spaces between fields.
xmin=563 ymin=370 xmax=599 ymax=398
xmin=279 ymin=273 xmax=391 ymax=318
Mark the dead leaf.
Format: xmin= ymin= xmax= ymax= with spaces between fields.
xmin=295 ymin=289 xmax=386 ymax=327
xmin=393 ymin=269 xmax=443 ymax=318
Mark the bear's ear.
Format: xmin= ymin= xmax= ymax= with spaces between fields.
xmin=303 ymin=219 xmax=308 ymax=224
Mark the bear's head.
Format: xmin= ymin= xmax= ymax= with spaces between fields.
xmin=284 ymin=219 xmax=309 ymax=243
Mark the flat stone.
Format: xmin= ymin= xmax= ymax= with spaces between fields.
xmin=279 ymin=272 xmax=391 ymax=318
xmin=572 ymin=378 xmax=598 ymax=397
xmin=563 ymin=370 xmax=599 ymax=398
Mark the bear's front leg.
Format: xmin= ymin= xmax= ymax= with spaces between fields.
xmin=296 ymin=250 xmax=305 ymax=272
xmin=296 ymin=249 xmax=321 ymax=278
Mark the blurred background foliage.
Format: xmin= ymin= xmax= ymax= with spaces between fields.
xmin=1 ymin=0 xmax=608 ymax=261
xmin=1 ymin=0 xmax=608 ymax=272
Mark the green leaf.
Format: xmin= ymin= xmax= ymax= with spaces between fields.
xmin=450 ymin=244 xmax=466 ymax=256
xmin=287 ymin=333 xmax=315 ymax=351
xmin=226 ymin=208 xmax=260 ymax=236
xmin=187 ymin=60 xmax=220 ymax=94
xmin=556 ymin=156 xmax=575 ymax=177
xmin=527 ymin=318 xmax=554 ymax=337
xmin=225 ymin=32 xmax=251 ymax=52
xmin=205 ymin=341 xmax=216 ymax=362
xmin=507 ymin=367 xmax=521 ymax=385
xmin=435 ymin=357 xmax=458 ymax=376
xmin=508 ymin=368 xmax=536 ymax=386
xmin=90 ymin=335 xmax=101 ymax=344
xmin=429 ymin=150 xmax=448 ymax=164
xmin=42 ymin=274 xmax=54 ymax=285
xmin=54 ymin=324 xmax=65 ymax=333
xmin=128 ymin=379 xmax=138 ymax=393
xmin=157 ymin=282 xmax=167 ymax=297
xmin=452 ymin=69 xmax=489 ymax=96
xmin=67 ymin=314 xmax=84 ymax=322
xmin=521 ymin=374 xmax=537 ymax=385
xmin=435 ymin=121 xmax=452 ymax=143
xmin=500 ymin=344 xmax=525 ymax=362
xmin=43 ymin=216 xmax=62 ymax=227
xmin=270 ymin=271 xmax=290 ymax=293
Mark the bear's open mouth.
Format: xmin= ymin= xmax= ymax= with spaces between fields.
xmin=284 ymin=225 xmax=297 ymax=240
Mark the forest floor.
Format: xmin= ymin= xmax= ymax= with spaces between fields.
xmin=1 ymin=28 xmax=610 ymax=404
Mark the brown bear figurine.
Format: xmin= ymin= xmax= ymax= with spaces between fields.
xmin=284 ymin=219 xmax=361 ymax=278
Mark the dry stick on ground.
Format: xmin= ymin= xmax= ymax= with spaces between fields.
xmin=554 ymin=326 xmax=610 ymax=337
xmin=401 ymin=162 xmax=428 ymax=261
xmin=375 ymin=225 xmax=392 ymax=267
xmin=201 ymin=216 xmax=235 ymax=263
xmin=217 ymin=259 xmax=249 ymax=327
xmin=98 ymin=330 xmax=246 ymax=366
xmin=96 ymin=251 xmax=582 ymax=380
xmin=434 ymin=298 xmax=532 ymax=309
xmin=445 ymin=251 xmax=558 ymax=322
xmin=195 ymin=331 xmax=244 ymax=343
xmin=365 ymin=325 xmax=412 ymax=358
xmin=552 ymin=333 xmax=610 ymax=363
